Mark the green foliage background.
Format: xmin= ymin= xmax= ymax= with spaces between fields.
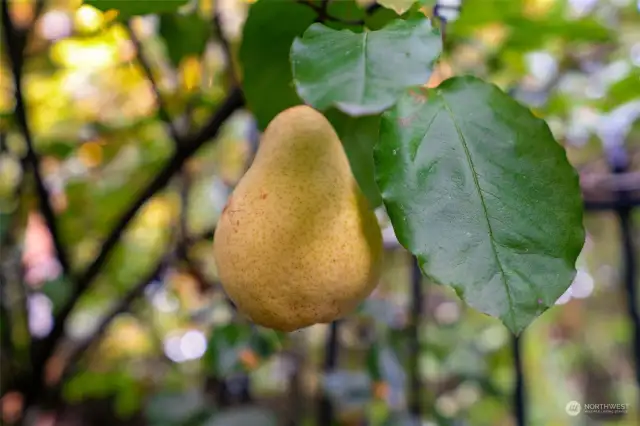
xmin=0 ymin=0 xmax=639 ymax=425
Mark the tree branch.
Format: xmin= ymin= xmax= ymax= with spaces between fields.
xmin=28 ymin=86 xmax=244 ymax=403
xmin=126 ymin=22 xmax=182 ymax=145
xmin=1 ymin=0 xmax=71 ymax=274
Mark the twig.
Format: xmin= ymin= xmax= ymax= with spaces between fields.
xmin=408 ymin=256 xmax=423 ymax=420
xmin=1 ymin=0 xmax=71 ymax=274
xmin=126 ymin=22 xmax=182 ymax=145
xmin=212 ymin=2 xmax=238 ymax=87
xmin=0 ymin=276 xmax=14 ymax=363
xmin=320 ymin=0 xmax=330 ymax=18
xmin=318 ymin=321 xmax=339 ymax=426
xmin=512 ymin=335 xmax=526 ymax=426
xmin=604 ymin=145 xmax=640 ymax=411
xmin=28 ymin=86 xmax=244 ymax=404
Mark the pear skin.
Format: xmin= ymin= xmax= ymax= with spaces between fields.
xmin=213 ymin=105 xmax=383 ymax=332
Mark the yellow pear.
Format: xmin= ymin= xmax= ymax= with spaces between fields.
xmin=213 ymin=105 xmax=383 ymax=332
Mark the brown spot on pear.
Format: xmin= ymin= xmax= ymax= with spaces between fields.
xmin=213 ymin=105 xmax=383 ymax=332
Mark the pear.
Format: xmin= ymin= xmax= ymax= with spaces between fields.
xmin=213 ymin=105 xmax=383 ymax=332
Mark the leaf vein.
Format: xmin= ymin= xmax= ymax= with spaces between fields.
xmin=439 ymin=95 xmax=516 ymax=328
xmin=358 ymin=32 xmax=369 ymax=106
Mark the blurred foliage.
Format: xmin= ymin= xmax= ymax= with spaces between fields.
xmin=1 ymin=0 xmax=639 ymax=425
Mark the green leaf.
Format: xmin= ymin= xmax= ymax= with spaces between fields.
xmin=239 ymin=0 xmax=317 ymax=130
xmin=291 ymin=18 xmax=442 ymax=116
xmin=40 ymin=277 xmax=73 ymax=314
xmin=203 ymin=323 xmax=284 ymax=377
xmin=325 ymin=109 xmax=382 ymax=207
xmin=159 ymin=12 xmax=211 ymax=67
xmin=85 ymin=0 xmax=189 ymax=18
xmin=374 ymin=76 xmax=585 ymax=334
xmin=203 ymin=407 xmax=278 ymax=426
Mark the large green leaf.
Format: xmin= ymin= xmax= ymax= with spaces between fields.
xmin=239 ymin=0 xmax=317 ymax=130
xmin=85 ymin=0 xmax=189 ymax=18
xmin=291 ymin=18 xmax=441 ymax=116
xmin=325 ymin=109 xmax=383 ymax=207
xmin=159 ymin=12 xmax=211 ymax=67
xmin=374 ymin=76 xmax=585 ymax=334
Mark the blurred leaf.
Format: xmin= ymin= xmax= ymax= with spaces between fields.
xmin=40 ymin=277 xmax=73 ymax=314
xmin=203 ymin=323 xmax=283 ymax=376
xmin=64 ymin=370 xmax=134 ymax=404
xmin=37 ymin=139 xmax=76 ymax=159
xmin=159 ymin=12 xmax=211 ymax=68
xmin=145 ymin=389 xmax=208 ymax=425
xmin=325 ymin=109 xmax=382 ymax=207
xmin=239 ymin=0 xmax=316 ymax=130
xmin=604 ymin=71 xmax=640 ymax=111
xmin=324 ymin=0 xmax=366 ymax=30
xmin=291 ymin=18 xmax=442 ymax=115
xmin=375 ymin=76 xmax=585 ymax=334
xmin=85 ymin=0 xmax=189 ymax=18
xmin=366 ymin=342 xmax=382 ymax=380
xmin=203 ymin=406 xmax=277 ymax=426
xmin=249 ymin=327 xmax=286 ymax=359
xmin=114 ymin=382 xmax=143 ymax=419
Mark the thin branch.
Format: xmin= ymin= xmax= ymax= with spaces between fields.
xmin=320 ymin=0 xmax=330 ymax=18
xmin=408 ymin=256 xmax=423 ymax=420
xmin=512 ymin=335 xmax=526 ymax=426
xmin=28 ymin=86 xmax=244 ymax=402
xmin=126 ymin=22 xmax=182 ymax=145
xmin=365 ymin=3 xmax=382 ymax=15
xmin=0 ymin=276 xmax=14 ymax=362
xmin=212 ymin=2 xmax=238 ymax=87
xmin=318 ymin=321 xmax=339 ymax=426
xmin=1 ymin=0 xmax=71 ymax=274
xmin=0 ymin=131 xmax=7 ymax=152
xmin=34 ymin=0 xmax=46 ymax=23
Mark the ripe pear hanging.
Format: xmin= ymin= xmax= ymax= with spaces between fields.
xmin=213 ymin=105 xmax=383 ymax=332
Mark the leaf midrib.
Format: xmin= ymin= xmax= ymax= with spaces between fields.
xmin=439 ymin=94 xmax=516 ymax=326
xmin=357 ymin=32 xmax=369 ymax=106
